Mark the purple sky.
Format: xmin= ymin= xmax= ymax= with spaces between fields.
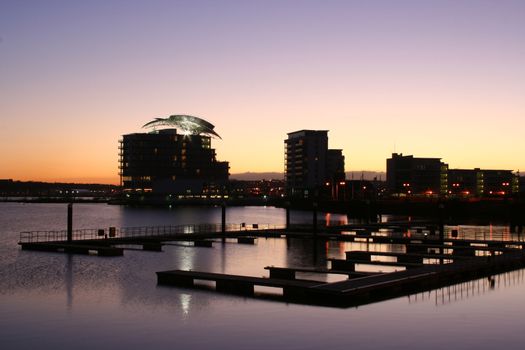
xmin=1 ymin=0 xmax=524 ymax=183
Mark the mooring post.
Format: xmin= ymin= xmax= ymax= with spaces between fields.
xmin=438 ymin=202 xmax=445 ymax=241
xmin=285 ymin=201 xmax=290 ymax=231
xmin=438 ymin=202 xmax=445 ymax=264
xmin=221 ymin=201 xmax=226 ymax=235
xmin=365 ymin=200 xmax=371 ymax=224
xmin=312 ymin=202 xmax=318 ymax=236
xmin=67 ymin=203 xmax=73 ymax=242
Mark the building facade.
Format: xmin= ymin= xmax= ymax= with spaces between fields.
xmin=119 ymin=116 xmax=229 ymax=196
xmin=326 ymin=149 xmax=346 ymax=200
xmin=448 ymin=169 xmax=481 ymax=196
xmin=284 ymin=130 xmax=345 ymax=198
xmin=438 ymin=168 xmax=518 ymax=197
xmin=387 ymin=153 xmax=519 ymax=197
xmin=386 ymin=153 xmax=448 ymax=196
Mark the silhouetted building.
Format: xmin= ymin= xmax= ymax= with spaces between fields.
xmin=119 ymin=116 xmax=229 ymax=195
xmin=326 ymin=150 xmax=345 ymax=182
xmin=326 ymin=149 xmax=346 ymax=199
xmin=446 ymin=168 xmax=519 ymax=197
xmin=285 ymin=130 xmax=345 ymax=198
xmin=448 ymin=169 xmax=481 ymax=196
xmin=481 ymin=169 xmax=518 ymax=196
xmin=388 ymin=153 xmax=519 ymax=198
xmin=387 ymin=153 xmax=448 ymax=196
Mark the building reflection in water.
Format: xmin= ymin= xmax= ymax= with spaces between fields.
xmin=65 ymin=254 xmax=73 ymax=312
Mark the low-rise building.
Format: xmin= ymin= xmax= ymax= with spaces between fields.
xmin=386 ymin=153 xmax=448 ymax=196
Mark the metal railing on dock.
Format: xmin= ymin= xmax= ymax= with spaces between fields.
xmin=19 ymin=223 xmax=285 ymax=243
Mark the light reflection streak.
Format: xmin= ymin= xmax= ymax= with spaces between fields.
xmin=179 ymin=293 xmax=192 ymax=317
xmin=180 ymin=246 xmax=196 ymax=272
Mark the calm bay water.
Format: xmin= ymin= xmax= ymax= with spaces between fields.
xmin=1 ymin=202 xmax=525 ymax=349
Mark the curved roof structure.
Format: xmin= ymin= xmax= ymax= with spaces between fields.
xmin=142 ymin=115 xmax=221 ymax=139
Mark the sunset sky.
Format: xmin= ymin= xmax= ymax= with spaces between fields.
xmin=1 ymin=0 xmax=524 ymax=184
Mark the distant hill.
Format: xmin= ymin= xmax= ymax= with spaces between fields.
xmin=230 ymin=172 xmax=284 ymax=181
xmin=230 ymin=171 xmax=386 ymax=181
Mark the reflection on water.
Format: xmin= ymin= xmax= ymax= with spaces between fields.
xmin=409 ymin=269 xmax=525 ymax=306
xmin=2 ymin=203 xmax=525 ymax=350
xmin=445 ymin=224 xmax=521 ymax=241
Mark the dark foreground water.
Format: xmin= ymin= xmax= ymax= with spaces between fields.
xmin=1 ymin=203 xmax=525 ymax=349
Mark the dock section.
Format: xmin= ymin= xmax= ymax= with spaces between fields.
xmin=156 ymin=270 xmax=323 ymax=296
xmin=20 ymin=242 xmax=123 ymax=256
xmin=157 ymin=248 xmax=525 ymax=307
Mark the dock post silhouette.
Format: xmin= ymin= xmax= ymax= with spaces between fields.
xmin=67 ymin=203 xmax=73 ymax=242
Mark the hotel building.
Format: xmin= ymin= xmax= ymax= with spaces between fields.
xmin=119 ymin=115 xmax=229 ymax=196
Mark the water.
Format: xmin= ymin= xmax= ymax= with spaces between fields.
xmin=1 ymin=202 xmax=525 ymax=349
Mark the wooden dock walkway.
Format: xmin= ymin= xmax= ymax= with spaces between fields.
xmin=17 ymin=220 xmax=525 ymax=307
xmin=156 ymin=269 xmax=323 ymax=296
xmin=263 ymin=266 xmax=380 ymax=280
xmin=157 ymin=249 xmax=525 ymax=307
xmin=345 ymin=250 xmax=473 ymax=262
xmin=20 ymin=242 xmax=123 ymax=256
xmin=328 ymin=258 xmax=426 ymax=270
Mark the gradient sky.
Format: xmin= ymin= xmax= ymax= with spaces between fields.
xmin=1 ymin=0 xmax=524 ymax=184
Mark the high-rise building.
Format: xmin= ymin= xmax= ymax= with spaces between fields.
xmin=119 ymin=115 xmax=229 ymax=195
xmin=284 ymin=130 xmax=345 ymax=198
